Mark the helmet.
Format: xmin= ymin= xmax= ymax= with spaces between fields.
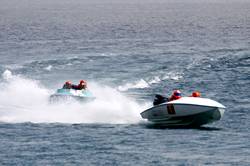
xmin=80 ymin=80 xmax=86 ymax=84
xmin=192 ymin=91 xmax=201 ymax=97
xmin=65 ymin=81 xmax=71 ymax=85
xmin=173 ymin=90 xmax=181 ymax=97
xmin=80 ymin=80 xmax=87 ymax=85
xmin=79 ymin=80 xmax=87 ymax=87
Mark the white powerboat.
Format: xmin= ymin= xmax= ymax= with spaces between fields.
xmin=141 ymin=97 xmax=225 ymax=127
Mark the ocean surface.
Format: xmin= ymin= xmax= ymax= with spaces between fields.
xmin=0 ymin=0 xmax=249 ymax=165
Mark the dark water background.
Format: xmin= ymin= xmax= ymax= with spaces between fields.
xmin=0 ymin=0 xmax=249 ymax=165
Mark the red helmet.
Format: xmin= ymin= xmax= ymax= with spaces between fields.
xmin=192 ymin=91 xmax=201 ymax=97
xmin=65 ymin=81 xmax=71 ymax=85
xmin=80 ymin=80 xmax=87 ymax=85
xmin=173 ymin=90 xmax=181 ymax=98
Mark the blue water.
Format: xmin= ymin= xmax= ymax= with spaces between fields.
xmin=0 ymin=0 xmax=249 ymax=165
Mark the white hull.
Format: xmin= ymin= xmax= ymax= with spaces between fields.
xmin=141 ymin=97 xmax=225 ymax=127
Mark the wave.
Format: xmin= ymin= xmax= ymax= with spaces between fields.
xmin=117 ymin=72 xmax=183 ymax=91
xmin=0 ymin=70 xmax=148 ymax=124
xmin=44 ymin=65 xmax=53 ymax=71
xmin=118 ymin=79 xmax=150 ymax=91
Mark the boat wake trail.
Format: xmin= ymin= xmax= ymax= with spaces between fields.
xmin=117 ymin=72 xmax=183 ymax=91
xmin=0 ymin=70 xmax=147 ymax=124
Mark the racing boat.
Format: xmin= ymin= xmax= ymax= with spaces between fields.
xmin=50 ymin=88 xmax=95 ymax=103
xmin=140 ymin=97 xmax=226 ymax=127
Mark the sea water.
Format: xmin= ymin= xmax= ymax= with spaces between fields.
xmin=0 ymin=0 xmax=249 ymax=165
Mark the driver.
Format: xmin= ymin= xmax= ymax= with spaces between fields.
xmin=169 ymin=90 xmax=182 ymax=101
xmin=71 ymin=80 xmax=87 ymax=90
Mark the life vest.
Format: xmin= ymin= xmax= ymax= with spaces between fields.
xmin=72 ymin=84 xmax=85 ymax=90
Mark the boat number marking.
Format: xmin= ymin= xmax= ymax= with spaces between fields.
xmin=167 ymin=104 xmax=176 ymax=114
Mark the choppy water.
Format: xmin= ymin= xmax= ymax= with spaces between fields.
xmin=0 ymin=0 xmax=249 ymax=165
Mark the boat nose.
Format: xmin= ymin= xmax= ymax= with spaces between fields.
xmin=213 ymin=108 xmax=225 ymax=120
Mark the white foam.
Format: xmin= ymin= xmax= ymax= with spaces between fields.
xmin=117 ymin=72 xmax=183 ymax=91
xmin=2 ymin=70 xmax=13 ymax=80
xmin=162 ymin=72 xmax=183 ymax=81
xmin=118 ymin=79 xmax=150 ymax=91
xmin=0 ymin=70 xmax=147 ymax=124
xmin=148 ymin=76 xmax=161 ymax=84
xmin=44 ymin=65 xmax=52 ymax=71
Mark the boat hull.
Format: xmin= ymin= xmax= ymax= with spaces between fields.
xmin=50 ymin=94 xmax=95 ymax=103
xmin=50 ymin=89 xmax=95 ymax=103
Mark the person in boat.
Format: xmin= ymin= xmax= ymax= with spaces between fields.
xmin=153 ymin=94 xmax=168 ymax=105
xmin=191 ymin=91 xmax=201 ymax=97
xmin=71 ymin=80 xmax=87 ymax=90
xmin=153 ymin=89 xmax=182 ymax=105
xmin=169 ymin=90 xmax=182 ymax=101
xmin=62 ymin=81 xmax=72 ymax=89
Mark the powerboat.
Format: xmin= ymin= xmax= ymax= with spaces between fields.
xmin=140 ymin=97 xmax=225 ymax=127
xmin=50 ymin=88 xmax=95 ymax=103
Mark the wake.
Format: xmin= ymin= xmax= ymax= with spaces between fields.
xmin=0 ymin=70 xmax=148 ymax=124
